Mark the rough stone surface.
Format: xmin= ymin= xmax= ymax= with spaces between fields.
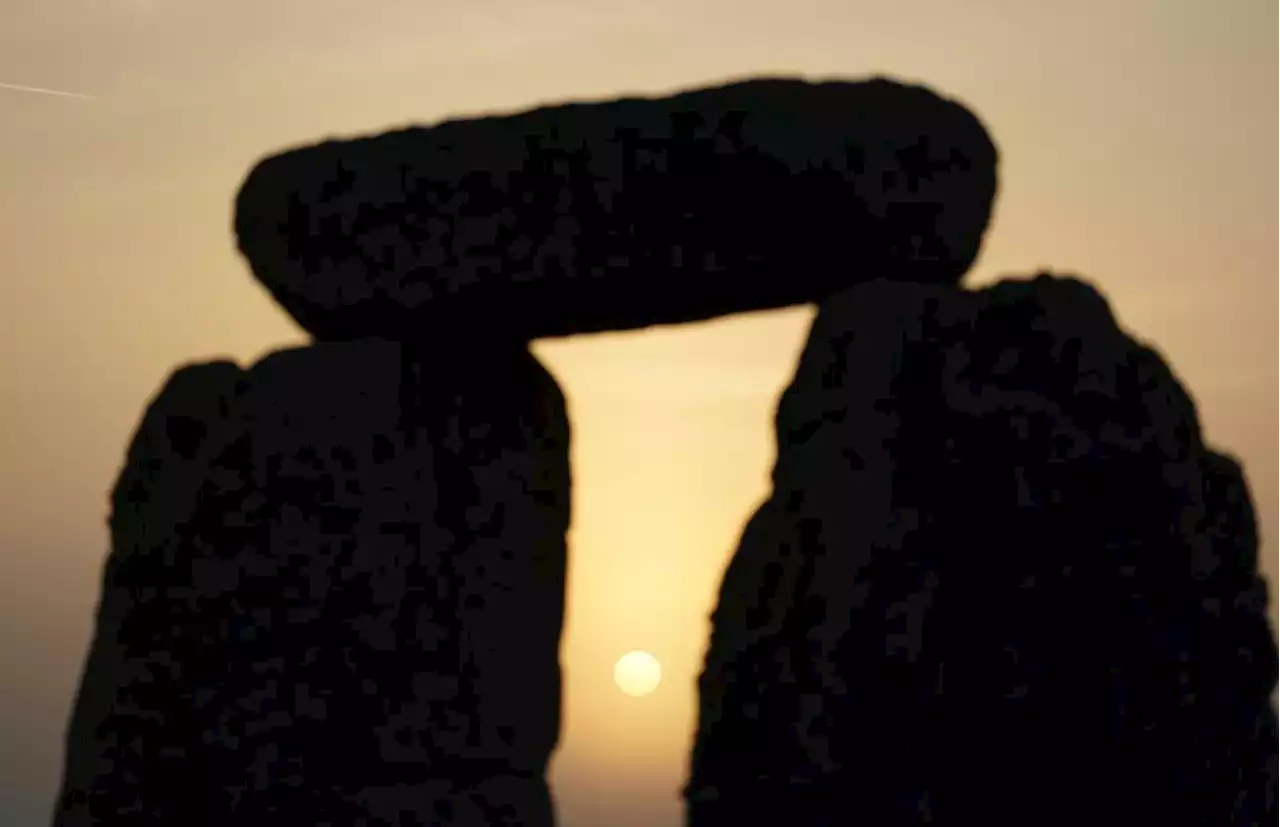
xmin=52 ymin=338 xmax=570 ymax=826
xmin=234 ymin=76 xmax=998 ymax=341
xmin=687 ymin=274 xmax=1278 ymax=826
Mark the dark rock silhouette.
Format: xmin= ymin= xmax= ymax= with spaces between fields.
xmin=55 ymin=69 xmax=1273 ymax=827
xmin=52 ymin=338 xmax=569 ymax=826
xmin=234 ymin=76 xmax=998 ymax=341
xmin=687 ymin=274 xmax=1278 ymax=826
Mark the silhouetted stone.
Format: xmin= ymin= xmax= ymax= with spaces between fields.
xmin=687 ymin=274 xmax=1278 ymax=826
xmin=52 ymin=338 xmax=570 ymax=826
xmin=234 ymin=76 xmax=998 ymax=341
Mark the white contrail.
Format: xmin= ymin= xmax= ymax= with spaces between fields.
xmin=0 ymin=81 xmax=98 ymax=100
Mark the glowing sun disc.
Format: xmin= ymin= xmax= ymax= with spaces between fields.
xmin=614 ymin=650 xmax=662 ymax=697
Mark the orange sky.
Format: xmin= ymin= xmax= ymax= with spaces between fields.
xmin=1 ymin=2 xmax=1275 ymax=825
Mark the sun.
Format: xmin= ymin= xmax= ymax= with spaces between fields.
xmin=613 ymin=650 xmax=662 ymax=697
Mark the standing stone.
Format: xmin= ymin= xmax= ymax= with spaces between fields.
xmin=52 ymin=337 xmax=570 ymax=826
xmin=234 ymin=76 xmax=998 ymax=341
xmin=688 ymin=274 xmax=1278 ymax=826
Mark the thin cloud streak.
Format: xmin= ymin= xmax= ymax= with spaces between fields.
xmin=0 ymin=81 xmax=99 ymax=100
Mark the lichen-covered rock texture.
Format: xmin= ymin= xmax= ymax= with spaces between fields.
xmin=52 ymin=338 xmax=570 ymax=826
xmin=234 ymin=76 xmax=998 ymax=341
xmin=687 ymin=274 xmax=1278 ymax=826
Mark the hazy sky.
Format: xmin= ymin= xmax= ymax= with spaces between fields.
xmin=1 ymin=2 xmax=1275 ymax=825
